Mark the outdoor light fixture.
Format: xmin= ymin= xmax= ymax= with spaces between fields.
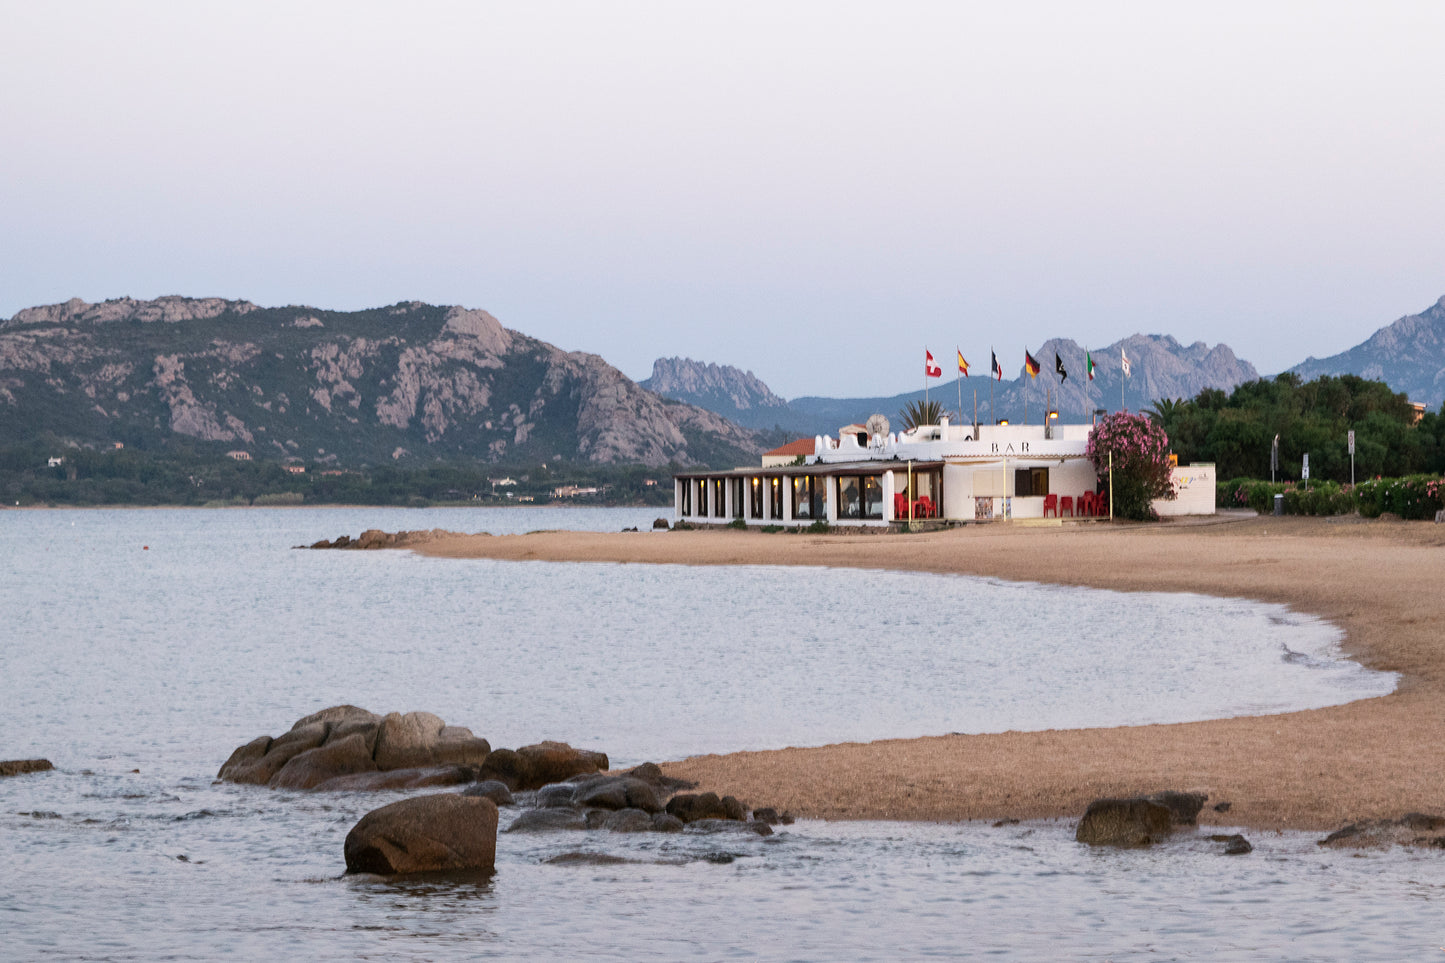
xmin=1048 ymin=410 xmax=1059 ymax=420
xmin=997 ymin=418 xmax=1010 ymax=426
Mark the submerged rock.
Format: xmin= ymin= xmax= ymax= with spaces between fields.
xmin=506 ymin=808 xmax=589 ymax=833
xmin=1209 ymin=833 xmax=1254 ymax=855
xmin=461 ymin=780 xmax=515 ymax=806
xmin=344 ymin=793 xmax=498 ymax=876
xmin=1143 ymin=791 xmax=1208 ymax=826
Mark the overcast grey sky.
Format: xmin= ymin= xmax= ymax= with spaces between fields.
xmin=2 ymin=1 xmax=1442 ymax=397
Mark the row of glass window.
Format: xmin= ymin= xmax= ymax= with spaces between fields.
xmin=680 ymin=474 xmax=885 ymax=520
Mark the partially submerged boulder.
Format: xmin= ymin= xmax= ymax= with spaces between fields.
xmin=373 ymin=712 xmax=491 ymax=770
xmin=1319 ymin=813 xmax=1445 ymax=849
xmin=477 ymin=741 xmax=609 ymax=791
xmin=1075 ymin=797 xmax=1175 ymax=847
xmin=666 ymin=792 xmax=747 ymax=824
xmin=344 ymin=793 xmax=498 ymax=875
xmin=0 ymin=759 xmax=54 ymax=777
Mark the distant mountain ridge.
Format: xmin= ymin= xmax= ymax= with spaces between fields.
xmin=649 ymin=335 xmax=1258 ymax=437
xmin=0 ymin=297 xmax=763 ymax=467
xmin=1288 ymin=295 xmax=1445 ymax=407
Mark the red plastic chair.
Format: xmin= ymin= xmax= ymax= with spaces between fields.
xmin=917 ymin=495 xmax=936 ymax=518
xmin=1079 ymin=492 xmax=1095 ymax=517
xmin=1042 ymin=493 xmax=1058 ymax=517
xmin=1060 ymin=495 xmax=1074 ymax=517
xmin=893 ymin=493 xmax=910 ymax=519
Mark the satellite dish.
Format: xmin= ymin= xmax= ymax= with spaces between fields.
xmin=861 ymin=410 xmax=884 ymax=445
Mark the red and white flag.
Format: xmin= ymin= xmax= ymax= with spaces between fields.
xmin=925 ymin=350 xmax=942 ymax=379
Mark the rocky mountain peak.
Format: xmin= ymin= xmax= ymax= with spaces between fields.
xmin=8 ymin=295 xmax=259 ymax=328
xmin=641 ymin=357 xmax=788 ymax=413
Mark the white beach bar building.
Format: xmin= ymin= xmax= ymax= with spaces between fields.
xmin=673 ymin=417 xmax=1129 ymax=527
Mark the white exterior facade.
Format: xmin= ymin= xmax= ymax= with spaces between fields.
xmin=676 ymin=418 xmax=1107 ymax=527
xmin=675 ymin=418 xmax=1216 ymax=526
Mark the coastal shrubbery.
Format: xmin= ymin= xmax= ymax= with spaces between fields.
xmin=1086 ymin=412 xmax=1175 ymax=520
xmin=1221 ymin=474 xmax=1445 ymax=519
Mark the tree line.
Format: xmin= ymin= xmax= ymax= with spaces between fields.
xmin=1147 ymin=373 xmax=1444 ymax=483
xmin=0 ymin=437 xmax=673 ymax=507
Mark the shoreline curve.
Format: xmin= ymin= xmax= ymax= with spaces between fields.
xmin=413 ymin=514 xmax=1445 ymax=832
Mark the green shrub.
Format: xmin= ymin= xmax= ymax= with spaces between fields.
xmin=804 ymin=519 xmax=830 ymax=533
xmin=760 ymin=524 xmax=783 ymax=533
xmin=727 ymin=518 xmax=747 ymax=530
xmin=1354 ymin=475 xmax=1445 ymax=519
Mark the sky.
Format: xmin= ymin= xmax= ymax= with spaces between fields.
xmin=2 ymin=1 xmax=1443 ymax=398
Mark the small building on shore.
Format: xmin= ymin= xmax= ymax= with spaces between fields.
xmin=675 ymin=417 xmax=1214 ymax=527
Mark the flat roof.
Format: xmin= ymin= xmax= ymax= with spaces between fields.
xmin=675 ymin=460 xmax=945 ymax=479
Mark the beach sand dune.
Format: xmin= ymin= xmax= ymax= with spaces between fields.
xmin=417 ymin=516 xmax=1445 ymax=831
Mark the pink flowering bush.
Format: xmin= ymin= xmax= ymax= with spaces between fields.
xmin=1085 ymin=412 xmax=1175 ymax=520
xmin=1354 ymin=475 xmax=1445 ymax=519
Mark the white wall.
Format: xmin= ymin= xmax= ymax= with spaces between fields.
xmin=1154 ymin=463 xmax=1217 ymax=516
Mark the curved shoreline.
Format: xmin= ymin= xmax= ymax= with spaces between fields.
xmin=415 ymin=515 xmax=1445 ymax=831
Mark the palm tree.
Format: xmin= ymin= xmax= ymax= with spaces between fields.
xmin=1146 ymin=397 xmax=1186 ymax=425
xmin=899 ymin=399 xmax=944 ymax=431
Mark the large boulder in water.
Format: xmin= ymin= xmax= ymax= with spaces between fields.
xmin=344 ymin=793 xmax=498 ymax=875
xmin=1075 ymin=797 xmax=1175 ymax=847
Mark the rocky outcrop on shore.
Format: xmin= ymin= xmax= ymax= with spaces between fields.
xmin=1318 ymin=813 xmax=1445 ymax=849
xmin=303 ymin=529 xmax=470 ymax=550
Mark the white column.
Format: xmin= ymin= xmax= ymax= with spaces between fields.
xmin=782 ymin=477 xmax=794 ymax=524
xmin=675 ymin=478 xmax=683 ymax=520
xmin=826 ymin=476 xmax=838 ymax=524
xmin=724 ymin=478 xmax=734 ymax=518
xmin=882 ymin=470 xmax=896 ymax=522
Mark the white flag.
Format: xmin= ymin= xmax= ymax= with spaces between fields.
xmin=1121 ymin=348 xmax=1131 ymax=377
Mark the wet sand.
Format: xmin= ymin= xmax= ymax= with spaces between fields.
xmin=417 ymin=515 xmax=1445 ymax=831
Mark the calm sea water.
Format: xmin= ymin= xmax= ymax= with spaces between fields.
xmin=1 ymin=507 xmax=1437 ymax=961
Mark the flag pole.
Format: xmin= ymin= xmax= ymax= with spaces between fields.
xmin=957 ymin=351 xmax=963 ymax=427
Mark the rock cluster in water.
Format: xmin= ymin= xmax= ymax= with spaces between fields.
xmin=221 ymin=707 xmax=791 ymax=876
xmin=217 ymin=706 xmax=607 ymax=792
xmin=303 ymin=529 xmax=469 ymax=550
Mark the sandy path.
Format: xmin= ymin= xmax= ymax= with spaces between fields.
xmin=416 ymin=515 xmax=1445 ymax=830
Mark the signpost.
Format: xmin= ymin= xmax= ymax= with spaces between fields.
xmin=1271 ymin=434 xmax=1279 ymax=484
xmin=1302 ymin=452 xmax=1310 ymax=490
xmin=1348 ymin=430 xmax=1355 ymax=486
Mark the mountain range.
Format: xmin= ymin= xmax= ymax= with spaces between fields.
xmin=645 ymin=335 xmax=1259 ymax=437
xmin=646 ymin=295 xmax=1445 ymax=437
xmin=0 ymin=297 xmax=763 ymax=468
xmin=1288 ymin=295 xmax=1445 ymax=406
xmin=6 ymin=292 xmax=1443 ymax=468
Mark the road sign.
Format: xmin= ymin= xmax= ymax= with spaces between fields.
xmin=1348 ymin=430 xmax=1355 ymax=455
xmin=1302 ymin=453 xmax=1310 ymax=481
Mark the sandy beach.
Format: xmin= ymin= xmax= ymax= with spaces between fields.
xmin=416 ymin=515 xmax=1445 ymax=831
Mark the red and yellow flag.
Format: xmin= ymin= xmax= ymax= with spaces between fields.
xmin=1024 ymin=350 xmax=1041 ymax=378
xmin=957 ymin=350 xmax=969 ymax=377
